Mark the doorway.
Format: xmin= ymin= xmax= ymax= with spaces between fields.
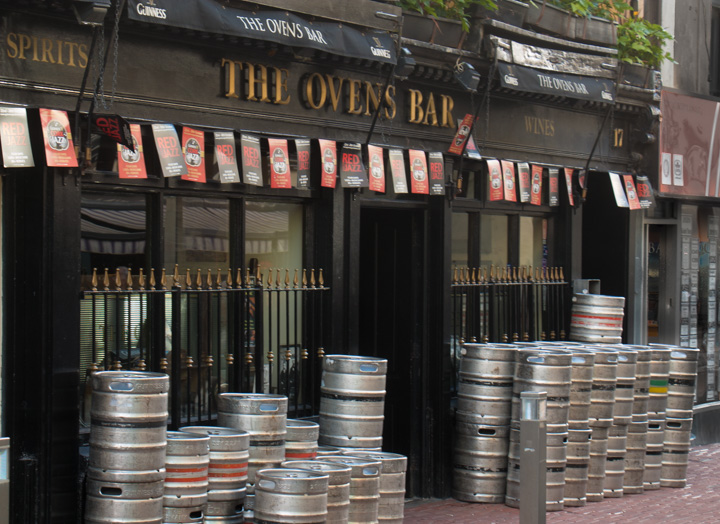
xmin=358 ymin=207 xmax=425 ymax=497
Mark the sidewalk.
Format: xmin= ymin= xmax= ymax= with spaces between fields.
xmin=404 ymin=442 xmax=720 ymax=523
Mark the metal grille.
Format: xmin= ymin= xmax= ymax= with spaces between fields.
xmin=80 ymin=265 xmax=328 ymax=430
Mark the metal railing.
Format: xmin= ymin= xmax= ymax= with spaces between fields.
xmin=80 ymin=265 xmax=329 ymax=430
xmin=450 ymin=265 xmax=569 ymax=367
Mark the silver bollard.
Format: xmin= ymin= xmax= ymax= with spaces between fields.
xmin=520 ymin=391 xmax=547 ymax=524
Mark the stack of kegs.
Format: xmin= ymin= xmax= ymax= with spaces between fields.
xmin=643 ymin=345 xmax=672 ymax=490
xmin=254 ymin=468 xmax=330 ymax=523
xmin=217 ymin=393 xmax=288 ymax=484
xmin=163 ymin=431 xmax=209 ymax=523
xmin=623 ymin=346 xmax=653 ymax=495
xmin=506 ymin=348 xmax=572 ymax=511
xmin=85 ymin=371 xmax=169 ymax=524
xmin=602 ymin=347 xmax=637 ymax=498
xmin=569 ymin=294 xmax=625 ymax=344
xmin=563 ymin=348 xmax=595 ymax=507
xmin=453 ymin=343 xmax=516 ymax=503
xmin=318 ymin=355 xmax=388 ymax=450
xmin=180 ymin=426 xmax=249 ymax=523
xmin=577 ymin=347 xmax=618 ymax=503
xmin=661 ymin=347 xmax=700 ymax=488
xmin=323 ymin=455 xmax=382 ymax=523
xmin=280 ymin=460 xmax=352 ymax=524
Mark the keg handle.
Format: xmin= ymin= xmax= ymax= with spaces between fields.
xmin=671 ymin=351 xmax=688 ymax=359
xmin=572 ymin=356 xmax=588 ymax=364
xmin=360 ymin=364 xmax=379 ymax=372
xmin=618 ymin=355 xmax=628 ymax=362
xmin=527 ymin=356 xmax=545 ymax=363
xmin=99 ymin=486 xmax=123 ymax=497
xmin=258 ymin=480 xmax=276 ymax=489
xmin=259 ymin=404 xmax=279 ymax=412
xmin=362 ymin=467 xmax=379 ymax=476
xmin=108 ymin=382 xmax=134 ymax=391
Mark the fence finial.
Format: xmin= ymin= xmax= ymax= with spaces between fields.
xmin=91 ymin=267 xmax=98 ymax=291
xmin=115 ymin=268 xmax=122 ymax=290
xmin=139 ymin=268 xmax=146 ymax=290
xmin=103 ymin=268 xmax=110 ymax=291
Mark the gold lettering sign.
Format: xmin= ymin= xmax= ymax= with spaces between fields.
xmin=220 ymin=58 xmax=453 ymax=127
xmin=6 ymin=32 xmax=88 ymax=68
xmin=523 ymin=115 xmax=555 ymax=137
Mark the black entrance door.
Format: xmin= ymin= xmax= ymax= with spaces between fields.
xmin=358 ymin=207 xmax=424 ymax=497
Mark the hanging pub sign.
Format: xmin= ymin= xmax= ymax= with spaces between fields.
xmin=564 ymin=167 xmax=575 ymax=206
xmin=609 ymin=172 xmax=629 ymax=207
xmin=268 ymin=138 xmax=291 ymax=188
xmin=448 ymin=114 xmax=474 ymax=156
xmin=530 ymin=164 xmax=543 ymax=206
xmin=240 ymin=134 xmax=263 ymax=186
xmin=340 ymin=142 xmax=368 ymax=188
xmin=213 ymin=131 xmax=240 ymax=183
xmin=152 ymin=123 xmax=186 ymax=177
xmin=428 ymin=152 xmax=445 ymax=195
xmin=117 ymin=124 xmax=147 ymax=179
xmin=40 ymin=109 xmax=78 ymax=167
xmin=92 ymin=114 xmax=134 ymax=151
xmin=181 ymin=127 xmax=206 ymax=183
xmin=318 ymin=139 xmax=337 ymax=188
xmin=389 ymin=149 xmax=408 ymax=194
xmin=624 ymin=174 xmax=641 ymax=210
xmin=487 ymin=159 xmax=503 ymax=201
xmin=549 ymin=167 xmax=560 ymax=206
xmin=636 ymin=174 xmax=656 ymax=209
xmin=409 ymin=149 xmax=429 ymax=194
xmin=367 ymin=144 xmax=385 ymax=193
xmin=0 ymin=107 xmax=34 ymax=168
xmin=296 ymin=139 xmax=311 ymax=189
xmin=518 ymin=162 xmax=530 ymax=203
xmin=501 ymin=160 xmax=517 ymax=202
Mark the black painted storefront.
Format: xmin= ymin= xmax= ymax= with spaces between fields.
xmin=0 ymin=3 xmax=648 ymax=522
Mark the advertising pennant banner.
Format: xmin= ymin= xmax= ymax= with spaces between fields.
xmin=240 ymin=134 xmax=263 ymax=186
xmin=549 ymin=167 xmax=560 ymax=206
xmin=118 ymin=124 xmax=147 ymax=179
xmin=0 ymin=107 xmax=34 ymax=167
xmin=40 ymin=108 xmax=78 ymax=167
xmin=487 ymin=159 xmax=503 ymax=201
xmin=449 ymin=114 xmax=474 ymax=156
xmin=268 ymin=138 xmax=291 ymax=188
xmin=92 ymin=114 xmax=134 ymax=150
xmin=213 ymin=131 xmax=240 ymax=183
xmin=296 ymin=138 xmax=311 ymax=189
xmin=152 ymin=123 xmax=185 ymax=177
xmin=389 ymin=149 xmax=408 ymax=194
xmin=318 ymin=139 xmax=337 ymax=188
xmin=409 ymin=149 xmax=429 ymax=194
xmin=564 ymin=167 xmax=575 ymax=206
xmin=623 ymin=174 xmax=641 ymax=210
xmin=428 ymin=152 xmax=445 ymax=195
xmin=501 ymin=160 xmax=517 ymax=202
xmin=367 ymin=144 xmax=385 ymax=193
xmin=340 ymin=142 xmax=368 ymax=188
xmin=530 ymin=164 xmax=543 ymax=205
xmin=518 ymin=162 xmax=530 ymax=203
xmin=181 ymin=127 xmax=206 ymax=183
xmin=609 ymin=172 xmax=629 ymax=207
xmin=636 ymin=174 xmax=656 ymax=209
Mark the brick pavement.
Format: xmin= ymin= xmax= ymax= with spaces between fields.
xmin=403 ymin=443 xmax=720 ymax=523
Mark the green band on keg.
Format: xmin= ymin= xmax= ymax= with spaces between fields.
xmin=649 ymin=379 xmax=668 ymax=394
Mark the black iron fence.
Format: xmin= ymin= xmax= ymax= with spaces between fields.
xmin=80 ymin=265 xmax=329 ymax=430
xmin=450 ymin=265 xmax=569 ymax=366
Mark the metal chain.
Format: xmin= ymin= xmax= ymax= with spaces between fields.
xmin=108 ymin=0 xmax=122 ymax=109
xmin=94 ymin=21 xmax=106 ymax=109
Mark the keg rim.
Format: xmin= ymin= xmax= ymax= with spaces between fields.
xmin=179 ymin=425 xmax=250 ymax=437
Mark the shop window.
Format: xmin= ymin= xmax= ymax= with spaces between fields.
xmin=451 ymin=212 xmax=469 ymax=268
xmin=480 ymin=215 xmax=508 ymax=268
xmin=712 ymin=2 xmax=720 ymax=97
xmin=519 ymin=216 xmax=546 ymax=270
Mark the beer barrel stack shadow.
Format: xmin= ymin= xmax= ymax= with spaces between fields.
xmin=85 ymin=371 xmax=169 ymax=524
xmin=452 ymin=343 xmax=516 ymax=504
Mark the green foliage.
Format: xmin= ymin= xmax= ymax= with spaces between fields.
xmin=398 ymin=0 xmax=497 ymax=31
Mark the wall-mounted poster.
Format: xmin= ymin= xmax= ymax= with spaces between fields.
xmin=213 ymin=131 xmax=240 ymax=183
xmin=319 ymin=139 xmax=337 ymax=188
xmin=0 ymin=107 xmax=34 ymax=167
xmin=40 ymin=108 xmax=78 ymax=167
xmin=181 ymin=127 xmax=206 ymax=183
xmin=623 ymin=174 xmax=641 ymax=210
xmin=409 ymin=149 xmax=429 ymax=194
xmin=153 ymin=123 xmax=186 ymax=177
xmin=367 ymin=144 xmax=385 ymax=193
xmin=518 ymin=162 xmax=530 ymax=203
xmin=118 ymin=124 xmax=147 ymax=179
xmin=340 ymin=142 xmax=368 ymax=188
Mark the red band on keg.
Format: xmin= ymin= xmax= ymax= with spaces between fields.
xmin=165 ymin=476 xmax=209 ymax=482
xmin=210 ymin=462 xmax=249 ymax=469
xmin=285 ymin=452 xmax=317 ymax=459
xmin=210 ymin=471 xmax=248 ymax=478
xmin=166 ymin=467 xmax=208 ymax=473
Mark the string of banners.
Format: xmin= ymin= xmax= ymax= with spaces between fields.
xmin=0 ymin=108 xmax=448 ymax=195
xmin=485 ymin=158 xmax=654 ymax=209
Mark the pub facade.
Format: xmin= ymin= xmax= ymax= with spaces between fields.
xmin=0 ymin=0 xmax=658 ymax=521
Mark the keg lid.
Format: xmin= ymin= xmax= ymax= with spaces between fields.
xmin=322 ymin=354 xmax=388 ymax=374
xmin=280 ymin=460 xmax=352 ymax=484
xmin=321 ymin=456 xmax=381 ymax=477
xmin=255 ymin=468 xmax=329 ymax=494
xmin=339 ymin=450 xmax=407 ymax=473
xmin=180 ymin=426 xmax=250 ymax=450
xmin=92 ymin=371 xmax=169 ymax=394
xmin=166 ymin=430 xmax=210 ymax=455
